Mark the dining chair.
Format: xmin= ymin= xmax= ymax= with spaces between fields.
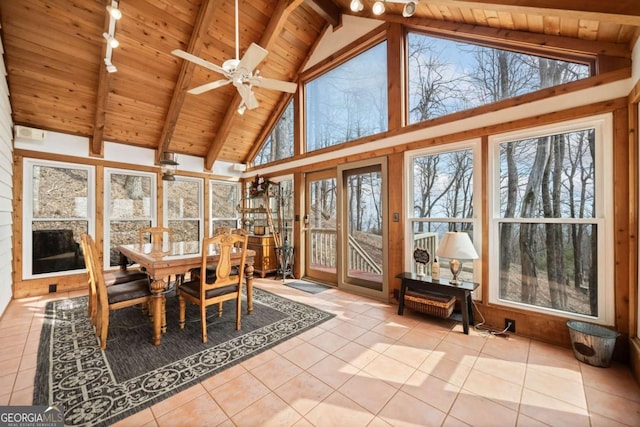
xmin=189 ymin=227 xmax=245 ymax=282
xmin=85 ymin=234 xmax=154 ymax=350
xmin=139 ymin=226 xmax=184 ymax=289
xmin=81 ymin=233 xmax=150 ymax=326
xmin=178 ymin=229 xmax=248 ymax=343
xmin=139 ymin=226 xmax=173 ymax=249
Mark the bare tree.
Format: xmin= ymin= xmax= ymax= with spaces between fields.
xmin=408 ymin=37 xmax=463 ymax=122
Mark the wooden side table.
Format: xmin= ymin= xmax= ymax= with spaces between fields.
xmin=396 ymin=272 xmax=479 ymax=334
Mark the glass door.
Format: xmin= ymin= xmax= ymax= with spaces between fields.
xmin=305 ymin=170 xmax=338 ymax=284
xmin=338 ymin=158 xmax=387 ymax=299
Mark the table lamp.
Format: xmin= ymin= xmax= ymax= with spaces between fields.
xmin=436 ymin=231 xmax=479 ymax=284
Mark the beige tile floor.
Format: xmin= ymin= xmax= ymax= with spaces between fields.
xmin=1 ymin=278 xmax=640 ymax=426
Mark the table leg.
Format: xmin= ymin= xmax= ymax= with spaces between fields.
xmin=461 ymin=291 xmax=471 ymax=335
xmin=398 ymin=279 xmax=407 ymax=315
xmin=245 ymin=264 xmax=254 ymax=314
xmin=150 ymin=278 xmax=166 ymax=345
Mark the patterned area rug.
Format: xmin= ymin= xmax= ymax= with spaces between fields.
xmin=33 ymin=288 xmax=334 ymax=427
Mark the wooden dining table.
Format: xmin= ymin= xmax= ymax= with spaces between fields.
xmin=118 ymin=240 xmax=255 ymax=346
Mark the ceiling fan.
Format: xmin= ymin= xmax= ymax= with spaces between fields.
xmin=171 ymin=0 xmax=297 ymax=113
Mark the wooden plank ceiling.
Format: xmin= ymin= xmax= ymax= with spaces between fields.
xmin=1 ymin=0 xmax=638 ymax=169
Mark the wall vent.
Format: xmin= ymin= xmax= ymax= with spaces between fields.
xmin=14 ymin=125 xmax=47 ymax=142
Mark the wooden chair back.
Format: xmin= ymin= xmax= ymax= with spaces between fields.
xmin=178 ymin=229 xmax=248 ymax=343
xmin=85 ymin=234 xmax=153 ymax=350
xmin=80 ymin=233 xmax=98 ymax=325
xmin=139 ymin=226 xmax=173 ymax=250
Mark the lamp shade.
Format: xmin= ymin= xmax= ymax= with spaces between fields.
xmin=436 ymin=232 xmax=479 ymax=260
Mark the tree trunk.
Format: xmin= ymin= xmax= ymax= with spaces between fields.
xmin=519 ymin=136 xmax=550 ymax=304
xmin=500 ymin=143 xmax=518 ymax=297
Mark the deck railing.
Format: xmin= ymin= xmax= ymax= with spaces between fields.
xmin=307 ymin=229 xmax=441 ymax=276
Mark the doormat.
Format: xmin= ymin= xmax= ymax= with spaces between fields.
xmin=284 ymin=280 xmax=332 ymax=294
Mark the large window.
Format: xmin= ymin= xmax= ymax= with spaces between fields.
xmin=254 ymin=101 xmax=294 ymax=166
xmin=165 ymin=177 xmax=203 ymax=242
xmin=407 ymin=32 xmax=590 ymax=124
xmin=209 ymin=180 xmax=240 ymax=235
xmin=23 ymin=159 xmax=94 ymax=278
xmin=105 ymin=169 xmax=156 ymax=268
xmin=305 ymin=41 xmax=388 ymax=152
xmin=405 ymin=142 xmax=481 ymax=285
xmin=489 ymin=115 xmax=613 ymax=323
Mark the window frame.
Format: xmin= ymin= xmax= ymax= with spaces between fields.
xmin=405 ymin=29 xmax=593 ymax=127
xmin=404 ymin=139 xmax=482 ymax=290
xmin=163 ymin=176 xmax=204 ymax=242
xmin=104 ymin=168 xmax=157 ymax=270
xmin=488 ymin=113 xmax=614 ymax=325
xmin=22 ymin=158 xmax=95 ymax=279
xmin=303 ymin=39 xmax=389 ymax=153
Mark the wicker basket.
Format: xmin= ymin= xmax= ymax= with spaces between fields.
xmin=404 ymin=290 xmax=455 ymax=318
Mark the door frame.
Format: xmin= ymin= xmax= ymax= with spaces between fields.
xmin=304 ymin=168 xmax=338 ymax=284
xmin=337 ymin=157 xmax=388 ymax=300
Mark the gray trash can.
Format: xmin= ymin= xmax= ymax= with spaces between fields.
xmin=566 ymin=321 xmax=620 ymax=368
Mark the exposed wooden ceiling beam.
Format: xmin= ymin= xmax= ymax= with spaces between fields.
xmin=155 ymin=0 xmax=219 ymax=164
xmin=422 ymin=0 xmax=640 ymax=26
xmin=352 ymin=11 xmax=629 ymax=58
xmin=90 ymin=1 xmax=112 ymax=158
xmin=205 ymin=0 xmax=305 ymax=170
xmin=305 ymin=0 xmax=342 ymax=29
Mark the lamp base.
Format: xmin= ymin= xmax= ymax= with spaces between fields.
xmin=450 ymin=259 xmax=461 ymax=284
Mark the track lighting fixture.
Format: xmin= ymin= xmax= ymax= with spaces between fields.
xmin=106 ymin=5 xmax=122 ymax=20
xmin=372 ymin=1 xmax=385 ymax=15
xmin=103 ymin=0 xmax=121 ymax=73
xmin=351 ymin=1 xmax=418 ymax=17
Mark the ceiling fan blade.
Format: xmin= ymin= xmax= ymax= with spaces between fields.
xmin=249 ymin=76 xmax=297 ymax=93
xmin=234 ymin=82 xmax=260 ymax=110
xmin=246 ymin=91 xmax=259 ymax=110
xmin=188 ymin=79 xmax=231 ymax=95
xmin=171 ymin=49 xmax=228 ymax=76
xmin=237 ymin=43 xmax=268 ymax=74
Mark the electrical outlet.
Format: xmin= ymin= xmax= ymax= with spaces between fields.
xmin=505 ymin=318 xmax=516 ymax=332
xmin=48 ymin=284 xmax=57 ymax=293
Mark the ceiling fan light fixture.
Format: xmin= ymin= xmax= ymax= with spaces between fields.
xmin=106 ymin=5 xmax=122 ymax=20
xmin=103 ymin=32 xmax=119 ymax=48
xmin=350 ymin=0 xmax=364 ymax=12
xmin=403 ymin=1 xmax=417 ymax=17
xmin=372 ymin=1 xmax=385 ymax=15
xmin=237 ymin=103 xmax=247 ymax=115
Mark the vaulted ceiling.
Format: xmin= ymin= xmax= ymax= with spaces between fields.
xmin=1 ymin=0 xmax=639 ymax=170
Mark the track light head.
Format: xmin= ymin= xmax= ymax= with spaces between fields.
xmin=350 ymin=0 xmax=364 ymax=12
xmin=372 ymin=1 xmax=385 ymax=15
xmin=106 ymin=5 xmax=122 ymax=20
xmin=403 ymin=1 xmax=417 ymax=17
xmin=103 ymin=32 xmax=119 ymax=48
